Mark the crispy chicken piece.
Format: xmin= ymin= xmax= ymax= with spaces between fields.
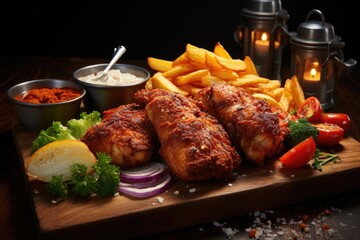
xmin=195 ymin=83 xmax=285 ymax=166
xmin=81 ymin=103 xmax=157 ymax=168
xmin=134 ymin=89 xmax=241 ymax=181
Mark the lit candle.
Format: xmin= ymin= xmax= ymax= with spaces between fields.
xmin=303 ymin=67 xmax=321 ymax=81
xmin=254 ymin=33 xmax=280 ymax=63
xmin=302 ymin=65 xmax=321 ymax=94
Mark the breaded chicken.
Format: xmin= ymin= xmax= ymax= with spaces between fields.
xmin=81 ymin=103 xmax=157 ymax=168
xmin=134 ymin=89 xmax=241 ymax=181
xmin=195 ymin=84 xmax=285 ymax=166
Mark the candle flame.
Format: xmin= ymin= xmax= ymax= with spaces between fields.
xmin=310 ymin=68 xmax=317 ymax=79
xmin=261 ymin=33 xmax=267 ymax=42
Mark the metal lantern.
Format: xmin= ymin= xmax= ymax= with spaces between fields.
xmin=234 ymin=0 xmax=289 ymax=80
xmin=290 ymin=9 xmax=357 ymax=110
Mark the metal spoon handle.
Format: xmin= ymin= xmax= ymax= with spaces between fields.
xmin=103 ymin=45 xmax=126 ymax=73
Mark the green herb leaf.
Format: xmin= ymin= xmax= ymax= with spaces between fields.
xmin=311 ymin=149 xmax=340 ymax=172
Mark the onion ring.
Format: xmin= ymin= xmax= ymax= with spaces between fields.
xmin=120 ymin=162 xmax=167 ymax=183
xmin=118 ymin=171 xmax=171 ymax=198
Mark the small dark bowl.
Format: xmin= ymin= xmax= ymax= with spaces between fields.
xmin=73 ymin=63 xmax=150 ymax=112
xmin=7 ymin=79 xmax=86 ymax=132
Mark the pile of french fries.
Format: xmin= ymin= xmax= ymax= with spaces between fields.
xmin=146 ymin=42 xmax=305 ymax=113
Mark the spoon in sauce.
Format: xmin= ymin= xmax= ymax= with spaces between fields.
xmin=93 ymin=45 xmax=126 ymax=81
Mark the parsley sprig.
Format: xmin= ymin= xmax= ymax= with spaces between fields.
xmin=311 ymin=149 xmax=340 ymax=172
xmin=47 ymin=152 xmax=120 ymax=200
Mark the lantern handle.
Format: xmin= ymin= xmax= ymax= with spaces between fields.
xmin=305 ymin=9 xmax=325 ymax=26
xmin=332 ymin=56 xmax=357 ymax=80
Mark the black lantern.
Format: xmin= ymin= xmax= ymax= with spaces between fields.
xmin=290 ymin=9 xmax=357 ymax=110
xmin=234 ymin=0 xmax=289 ymax=80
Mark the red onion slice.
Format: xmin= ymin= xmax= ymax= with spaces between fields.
xmin=120 ymin=162 xmax=167 ymax=184
xmin=119 ymin=171 xmax=169 ymax=189
xmin=118 ymin=172 xmax=172 ymax=198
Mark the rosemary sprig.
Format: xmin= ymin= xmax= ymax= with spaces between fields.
xmin=311 ymin=149 xmax=340 ymax=172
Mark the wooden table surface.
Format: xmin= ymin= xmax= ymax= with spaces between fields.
xmin=1 ymin=56 xmax=360 ymax=240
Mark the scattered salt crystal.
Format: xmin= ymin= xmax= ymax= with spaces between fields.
xmin=347 ymin=213 xmax=353 ymax=216
xmin=291 ymin=229 xmax=299 ymax=238
xmin=277 ymin=230 xmax=284 ymax=236
xmin=340 ymin=222 xmax=347 ymax=227
xmin=173 ymin=190 xmax=179 ymax=195
xmin=189 ymin=187 xmax=196 ymax=193
xmin=213 ymin=221 xmax=224 ymax=227
xmin=51 ymin=200 xmax=57 ymax=204
xmin=228 ymin=183 xmax=233 ymax=187
xmin=327 ymin=228 xmax=335 ymax=236
xmin=254 ymin=211 xmax=261 ymax=217
xmin=199 ymin=227 xmax=204 ymax=231
xmin=269 ymin=170 xmax=274 ymax=174
xmin=156 ymin=197 xmax=164 ymax=203
xmin=291 ymin=174 xmax=295 ymax=178
xmin=34 ymin=189 xmax=39 ymax=194
xmin=222 ymin=227 xmax=239 ymax=238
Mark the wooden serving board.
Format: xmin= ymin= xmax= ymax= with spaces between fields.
xmin=13 ymin=123 xmax=360 ymax=239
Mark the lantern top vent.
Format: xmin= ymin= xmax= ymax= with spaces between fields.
xmin=291 ymin=9 xmax=341 ymax=46
xmin=241 ymin=0 xmax=284 ymax=18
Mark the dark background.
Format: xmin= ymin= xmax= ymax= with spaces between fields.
xmin=1 ymin=1 xmax=358 ymax=65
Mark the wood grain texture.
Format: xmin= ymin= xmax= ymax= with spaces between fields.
xmin=13 ymin=122 xmax=360 ymax=239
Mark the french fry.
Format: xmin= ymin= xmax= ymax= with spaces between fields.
xmin=173 ymin=52 xmax=189 ymax=66
xmin=279 ymin=79 xmax=293 ymax=111
xmin=147 ymin=57 xmax=173 ymax=72
xmin=151 ymin=72 xmax=189 ymax=96
xmin=162 ymin=63 xmax=197 ymax=78
xmin=273 ymin=87 xmax=283 ymax=101
xmin=173 ymin=69 xmax=210 ymax=85
xmin=186 ymin=43 xmax=212 ymax=65
xmin=247 ymin=87 xmax=277 ymax=99
xmin=289 ymin=75 xmax=305 ymax=109
xmin=201 ymin=75 xmax=227 ymax=87
xmin=145 ymin=78 xmax=153 ymax=90
xmin=216 ymin=56 xmax=247 ymax=71
xmin=210 ymin=69 xmax=239 ymax=80
xmin=228 ymin=74 xmax=269 ymax=87
xmin=244 ymin=56 xmax=258 ymax=75
xmin=205 ymin=52 xmax=223 ymax=70
xmin=214 ymin=42 xmax=232 ymax=59
xmin=178 ymin=84 xmax=203 ymax=96
xmin=255 ymin=80 xmax=281 ymax=90
xmin=252 ymin=93 xmax=283 ymax=109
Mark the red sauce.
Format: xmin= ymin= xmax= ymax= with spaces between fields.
xmin=15 ymin=87 xmax=82 ymax=104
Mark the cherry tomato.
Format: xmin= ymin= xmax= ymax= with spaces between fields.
xmin=311 ymin=122 xmax=344 ymax=146
xmin=297 ymin=96 xmax=323 ymax=123
xmin=279 ymin=136 xmax=316 ymax=168
xmin=322 ymin=113 xmax=351 ymax=132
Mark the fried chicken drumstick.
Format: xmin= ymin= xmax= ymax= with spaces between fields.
xmin=81 ymin=103 xmax=157 ymax=168
xmin=195 ymin=83 xmax=286 ymax=166
xmin=134 ymin=89 xmax=241 ymax=181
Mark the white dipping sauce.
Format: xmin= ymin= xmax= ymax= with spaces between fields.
xmin=79 ymin=69 xmax=144 ymax=86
